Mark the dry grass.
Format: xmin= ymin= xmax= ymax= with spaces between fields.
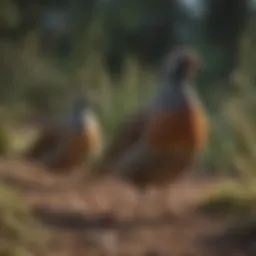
xmin=0 ymin=183 xmax=50 ymax=256
xmin=198 ymin=179 xmax=256 ymax=217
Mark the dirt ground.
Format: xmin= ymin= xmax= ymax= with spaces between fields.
xmin=0 ymin=160 xmax=255 ymax=256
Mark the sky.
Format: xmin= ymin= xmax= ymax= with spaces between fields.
xmin=182 ymin=0 xmax=198 ymax=9
xmin=181 ymin=0 xmax=204 ymax=17
xmin=182 ymin=0 xmax=256 ymax=12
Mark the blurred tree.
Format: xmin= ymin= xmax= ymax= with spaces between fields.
xmin=0 ymin=0 xmax=40 ymax=41
xmin=204 ymin=0 xmax=250 ymax=77
xmin=103 ymin=0 xmax=179 ymax=74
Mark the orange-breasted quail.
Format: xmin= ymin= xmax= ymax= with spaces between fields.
xmin=25 ymin=96 xmax=102 ymax=172
xmin=96 ymin=47 xmax=208 ymax=191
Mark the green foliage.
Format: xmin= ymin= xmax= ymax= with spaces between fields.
xmin=0 ymin=109 xmax=20 ymax=156
xmin=202 ymin=84 xmax=256 ymax=177
xmin=205 ymin=0 xmax=249 ymax=43
xmin=198 ymin=17 xmax=256 ymax=219
xmin=202 ymin=16 xmax=256 ymax=177
xmin=0 ymin=183 xmax=49 ymax=256
xmin=0 ymin=111 xmax=12 ymax=156
xmin=198 ymin=179 xmax=256 ymax=217
xmin=95 ymin=55 xmax=157 ymax=144
xmin=204 ymin=0 xmax=250 ymax=76
xmin=0 ymin=125 xmax=10 ymax=156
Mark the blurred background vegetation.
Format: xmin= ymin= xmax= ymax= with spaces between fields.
xmin=0 ymin=1 xmax=256 ymax=255
xmin=0 ymin=0 xmax=255 ymax=176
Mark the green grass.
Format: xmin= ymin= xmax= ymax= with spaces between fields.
xmin=198 ymin=85 xmax=256 ymax=216
xmin=198 ymin=179 xmax=256 ymax=217
xmin=0 ymin=183 xmax=50 ymax=256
